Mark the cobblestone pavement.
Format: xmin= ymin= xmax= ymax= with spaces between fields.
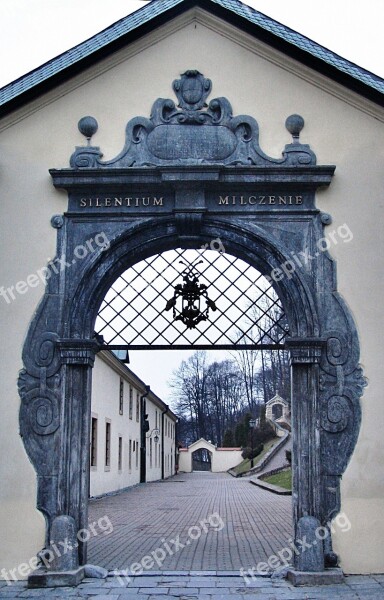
xmin=87 ymin=472 xmax=292 ymax=571
xmin=1 ymin=573 xmax=384 ymax=599
xmin=3 ymin=473 xmax=381 ymax=598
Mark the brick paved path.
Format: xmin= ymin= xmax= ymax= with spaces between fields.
xmin=2 ymin=573 xmax=384 ymax=599
xmin=87 ymin=472 xmax=292 ymax=572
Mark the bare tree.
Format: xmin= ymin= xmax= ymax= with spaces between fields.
xmin=170 ymin=351 xmax=209 ymax=440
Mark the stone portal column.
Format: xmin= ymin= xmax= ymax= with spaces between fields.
xmin=58 ymin=339 xmax=100 ymax=566
xmin=286 ymin=338 xmax=324 ymax=572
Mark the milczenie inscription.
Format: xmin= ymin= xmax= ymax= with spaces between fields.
xmin=70 ymin=192 xmax=308 ymax=213
xmin=218 ymin=195 xmax=303 ymax=206
xmin=79 ymin=196 xmax=164 ymax=208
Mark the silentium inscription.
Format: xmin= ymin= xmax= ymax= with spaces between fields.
xmin=79 ymin=196 xmax=164 ymax=208
xmin=76 ymin=194 xmax=304 ymax=210
xmin=218 ymin=195 xmax=303 ymax=205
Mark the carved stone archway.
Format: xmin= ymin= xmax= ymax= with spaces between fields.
xmin=19 ymin=71 xmax=365 ymax=586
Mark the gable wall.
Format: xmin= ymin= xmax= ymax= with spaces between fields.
xmin=0 ymin=9 xmax=383 ymax=575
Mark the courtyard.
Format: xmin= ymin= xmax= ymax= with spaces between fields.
xmin=87 ymin=472 xmax=292 ymax=572
xmin=1 ymin=473 xmax=383 ymax=598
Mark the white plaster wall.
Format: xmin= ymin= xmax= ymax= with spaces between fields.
xmin=178 ymin=442 xmax=242 ymax=473
xmin=212 ymin=450 xmax=243 ymax=472
xmin=163 ymin=414 xmax=176 ymax=478
xmin=178 ymin=451 xmax=192 ymax=473
xmin=0 ymin=9 xmax=383 ymax=575
xmin=91 ymin=354 xmax=177 ymax=490
xmin=90 ymin=354 xmax=141 ymax=497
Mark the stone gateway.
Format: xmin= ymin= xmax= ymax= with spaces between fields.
xmin=20 ymin=71 xmax=364 ymax=584
xmin=0 ymin=0 xmax=383 ymax=587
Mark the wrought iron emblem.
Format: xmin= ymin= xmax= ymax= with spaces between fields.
xmin=165 ymin=260 xmax=217 ymax=329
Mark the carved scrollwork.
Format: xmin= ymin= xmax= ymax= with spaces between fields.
xmin=69 ymin=70 xmax=317 ymax=168
xmin=345 ymin=365 xmax=368 ymax=397
xmin=325 ymin=330 xmax=350 ymax=366
xmin=20 ymin=387 xmax=60 ymax=436
xmin=321 ymin=394 xmax=351 ymax=433
xmin=69 ymin=147 xmax=103 ymax=169
xmin=283 ymin=146 xmax=316 ymax=166
xmin=22 ymin=332 xmax=61 ymax=379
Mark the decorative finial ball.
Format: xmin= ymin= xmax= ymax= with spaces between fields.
xmin=78 ymin=116 xmax=98 ymax=139
xmin=321 ymin=212 xmax=333 ymax=225
xmin=285 ymin=114 xmax=304 ymax=137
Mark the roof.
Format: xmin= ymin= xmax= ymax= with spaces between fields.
xmin=98 ymin=350 xmax=178 ymax=420
xmin=187 ymin=438 xmax=217 ymax=450
xmin=266 ymin=393 xmax=288 ymax=405
xmin=0 ymin=0 xmax=383 ymax=118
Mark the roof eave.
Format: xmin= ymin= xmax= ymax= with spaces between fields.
xmin=0 ymin=0 xmax=188 ymax=120
xmin=200 ymin=0 xmax=384 ymax=107
xmin=0 ymin=0 xmax=383 ymax=120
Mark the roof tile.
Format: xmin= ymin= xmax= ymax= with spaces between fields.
xmin=0 ymin=0 xmax=382 ymax=109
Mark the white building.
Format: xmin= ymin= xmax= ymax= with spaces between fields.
xmin=90 ymin=351 xmax=177 ymax=497
xmin=178 ymin=438 xmax=243 ymax=473
xmin=265 ymin=394 xmax=290 ymax=424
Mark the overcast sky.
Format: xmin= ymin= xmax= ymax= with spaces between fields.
xmin=1 ymin=0 xmax=382 ymax=403
xmin=0 ymin=0 xmax=383 ymax=88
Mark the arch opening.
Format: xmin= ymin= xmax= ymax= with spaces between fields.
xmin=95 ymin=247 xmax=289 ymax=351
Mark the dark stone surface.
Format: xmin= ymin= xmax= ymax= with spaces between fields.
xmin=18 ymin=72 xmax=366 ymax=578
xmin=83 ymin=564 xmax=108 ymax=579
xmin=28 ymin=567 xmax=84 ymax=588
xmin=295 ymin=516 xmax=324 ymax=572
xmin=70 ymin=70 xmax=316 ymax=169
xmin=49 ymin=515 xmax=78 ymax=572
xmin=286 ymin=567 xmax=344 ymax=586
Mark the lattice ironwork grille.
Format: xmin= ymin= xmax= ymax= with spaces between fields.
xmin=95 ymin=249 xmax=289 ymax=349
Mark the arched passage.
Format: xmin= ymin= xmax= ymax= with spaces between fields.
xmin=68 ymin=218 xmax=319 ymax=342
xmin=19 ymin=72 xmax=365 ymax=584
xmin=192 ymin=449 xmax=212 ymax=472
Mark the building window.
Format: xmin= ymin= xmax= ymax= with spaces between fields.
xmin=150 ymin=438 xmax=153 ymax=468
xmin=136 ymin=439 xmax=139 ymax=469
xmin=118 ymin=436 xmax=123 ymax=471
xmin=91 ymin=417 xmax=98 ymax=467
xmin=119 ymin=379 xmax=124 ymax=415
xmin=136 ymin=392 xmax=140 ymax=422
xmin=105 ymin=421 xmax=111 ymax=468
xmin=129 ymin=387 xmax=133 ymax=420
xmin=129 ymin=439 xmax=132 ymax=471
xmin=155 ymin=410 xmax=158 ymax=429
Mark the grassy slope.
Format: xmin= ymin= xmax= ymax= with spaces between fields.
xmin=263 ymin=468 xmax=292 ymax=490
xmin=231 ymin=437 xmax=279 ymax=475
